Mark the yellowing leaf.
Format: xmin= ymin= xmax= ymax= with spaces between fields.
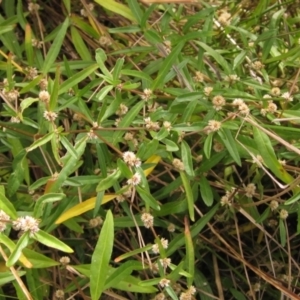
xmin=144 ymin=155 xmax=160 ymax=177
xmin=55 ymin=195 xmax=116 ymax=224
xmin=55 ymin=155 xmax=161 ymax=224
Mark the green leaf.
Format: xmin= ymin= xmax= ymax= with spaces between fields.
xmin=96 ymin=85 xmax=114 ymax=101
xmin=117 ymin=158 xmax=132 ymax=178
xmin=151 ymin=42 xmax=184 ymax=91
xmin=120 ymin=69 xmax=152 ymax=83
xmin=195 ymin=41 xmax=231 ymax=74
xmin=230 ymin=288 xmax=247 ymax=300
xmin=42 ymin=18 xmax=69 ymax=74
xmin=137 ymin=139 xmax=159 ymax=160
xmin=6 ymin=232 xmax=30 ymax=267
xmin=48 ymin=136 xmax=87 ymax=192
xmin=96 ymin=169 xmax=121 ymax=192
xmin=167 ymin=204 xmax=219 ymax=256
xmin=58 ymin=64 xmax=99 ymax=95
xmin=113 ymin=101 xmax=144 ymax=143
xmin=112 ymin=58 xmax=124 ymax=84
xmin=127 ymin=0 xmax=143 ymax=24
xmin=180 ymin=172 xmax=194 ymax=221
xmin=90 ymin=210 xmax=114 ymax=300
xmin=184 ymin=223 xmax=195 ymax=286
xmin=49 ymin=66 xmax=60 ymax=110
xmin=33 ymin=193 xmax=66 ymax=218
xmin=279 ymin=219 xmax=286 ymax=247
xmin=94 ymin=0 xmax=137 ymax=22
xmin=233 ymin=50 xmax=247 ymax=70
xmin=95 ymin=48 xmax=112 ymax=78
xmin=165 ymin=286 xmax=179 ymax=300
xmin=204 ymin=133 xmax=213 ymax=159
xmin=26 ymin=132 xmax=55 ymax=152
xmin=20 ymin=97 xmax=38 ymax=113
xmin=252 ymin=126 xmax=293 ymax=184
xmin=70 ymin=26 xmax=92 ymax=61
xmin=104 ymin=261 xmax=140 ymax=290
xmin=60 ymin=136 xmax=78 ymax=159
xmin=181 ymin=140 xmax=194 ymax=177
xmin=218 ymin=128 xmax=241 ymax=166
xmin=34 ymin=230 xmax=73 ymax=253
xmin=136 ymin=185 xmax=161 ymax=211
xmin=0 ymin=185 xmax=18 ymax=219
xmin=199 ymin=176 xmax=213 ymax=206
xmin=162 ymin=139 xmax=179 ymax=152
xmin=0 ymin=271 xmax=26 ymax=286
xmin=286 ymin=191 xmax=300 ymax=205
xmin=23 ymin=249 xmax=59 ymax=268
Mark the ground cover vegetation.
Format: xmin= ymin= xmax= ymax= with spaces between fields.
xmin=0 ymin=0 xmax=300 ymax=299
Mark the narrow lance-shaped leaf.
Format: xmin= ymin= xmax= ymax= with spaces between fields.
xmin=181 ymin=140 xmax=194 ymax=177
xmin=48 ymin=135 xmax=87 ymax=192
xmin=151 ymin=42 xmax=184 ymax=91
xmin=180 ymin=172 xmax=194 ymax=221
xmin=0 ymin=185 xmax=18 ymax=219
xmin=94 ymin=0 xmax=137 ymax=22
xmin=24 ymin=24 xmax=33 ymax=66
xmin=33 ymin=230 xmax=73 ymax=253
xmin=279 ymin=219 xmax=286 ymax=247
xmin=167 ymin=204 xmax=219 ymax=256
xmin=54 ymin=195 xmax=117 ymax=224
xmin=55 ymin=155 xmax=161 ymax=224
xmin=136 ymin=185 xmax=160 ymax=211
xmin=184 ymin=217 xmax=195 ymax=286
xmin=218 ymin=128 xmax=241 ymax=166
xmin=42 ymin=18 xmax=69 ymax=74
xmin=49 ymin=66 xmax=60 ymax=110
xmin=252 ymin=126 xmax=294 ymax=184
xmin=96 ymin=170 xmax=121 ymax=192
xmin=113 ymin=101 xmax=144 ymax=143
xmin=26 ymin=132 xmax=55 ymax=152
xmin=90 ymin=210 xmax=114 ymax=300
xmin=95 ymin=48 xmax=111 ymax=78
xmin=58 ymin=64 xmax=99 ymax=95
xmin=199 ymin=176 xmax=214 ymax=206
xmin=0 ymin=234 xmax=32 ymax=268
xmin=33 ymin=193 xmax=66 ymax=218
xmin=6 ymin=232 xmax=30 ymax=267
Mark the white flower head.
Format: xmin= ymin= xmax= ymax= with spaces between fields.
xmin=0 ymin=210 xmax=10 ymax=232
xmin=144 ymin=117 xmax=160 ymax=131
xmin=116 ymin=103 xmax=128 ymax=116
xmin=172 ymin=158 xmax=185 ymax=171
xmin=123 ymin=151 xmax=141 ymax=167
xmin=163 ymin=121 xmax=172 ymax=132
xmin=43 ymin=110 xmax=58 ymax=122
xmin=205 ymin=120 xmax=221 ymax=134
xmin=39 ymin=90 xmax=50 ymax=103
xmin=127 ymin=172 xmax=141 ymax=186
xmin=159 ymin=278 xmax=170 ymax=288
xmin=141 ymin=88 xmax=152 ymax=101
xmin=212 ymin=95 xmax=226 ymax=111
xmin=141 ymin=212 xmax=154 ymax=228
xmin=245 ymin=183 xmax=256 ymax=198
xmin=280 ymin=209 xmax=288 ymax=219
xmin=204 ymin=86 xmax=213 ymax=96
xmin=59 ymin=256 xmax=70 ymax=265
xmin=159 ymin=258 xmax=171 ymax=269
xmin=270 ymin=200 xmax=279 ymax=211
xmin=282 ymin=92 xmax=293 ymax=102
xmin=233 ymin=98 xmax=244 ymax=106
xmin=12 ymin=216 xmax=39 ymax=236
